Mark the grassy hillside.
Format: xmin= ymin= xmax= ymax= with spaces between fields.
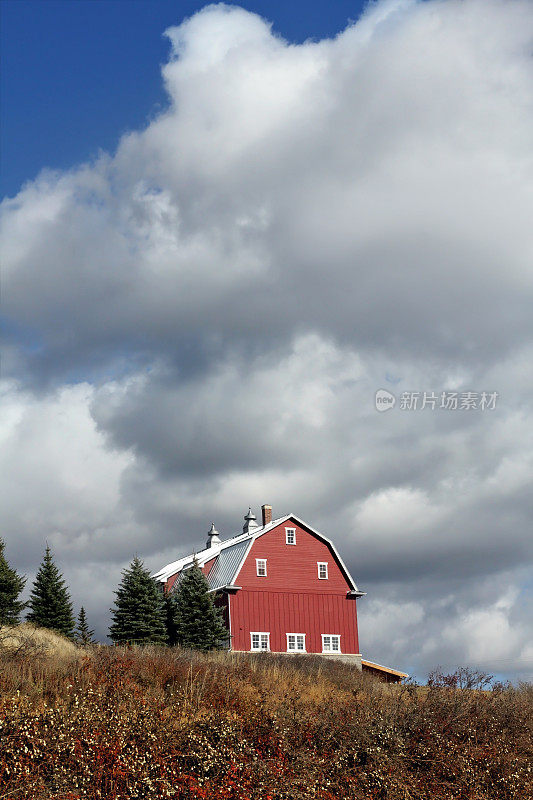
xmin=0 ymin=636 xmax=531 ymax=799
xmin=0 ymin=623 xmax=78 ymax=660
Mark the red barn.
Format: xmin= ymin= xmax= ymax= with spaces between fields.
xmin=154 ymin=504 xmax=365 ymax=668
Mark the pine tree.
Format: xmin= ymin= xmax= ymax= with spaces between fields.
xmin=172 ymin=559 xmax=228 ymax=651
xmin=75 ymin=606 xmax=95 ymax=645
xmin=27 ymin=546 xmax=75 ymax=638
xmin=109 ymin=556 xmax=167 ymax=645
xmin=0 ymin=537 xmax=26 ymax=626
xmin=163 ymin=591 xmax=180 ymax=646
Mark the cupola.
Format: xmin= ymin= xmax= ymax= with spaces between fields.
xmin=242 ymin=507 xmax=259 ymax=533
xmin=206 ymin=522 xmax=221 ymax=548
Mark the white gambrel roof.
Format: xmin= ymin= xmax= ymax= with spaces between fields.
xmin=153 ymin=514 xmax=365 ymax=595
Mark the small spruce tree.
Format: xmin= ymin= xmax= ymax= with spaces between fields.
xmin=0 ymin=537 xmax=26 ymax=626
xmin=75 ymin=606 xmax=95 ymax=645
xmin=172 ymin=559 xmax=228 ymax=651
xmin=27 ymin=546 xmax=75 ymax=638
xmin=109 ymin=556 xmax=167 ymax=645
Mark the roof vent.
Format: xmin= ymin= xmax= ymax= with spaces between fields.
xmin=206 ymin=522 xmax=221 ymax=548
xmin=243 ymin=507 xmax=259 ymax=533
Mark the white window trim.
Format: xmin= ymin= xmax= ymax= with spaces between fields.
xmin=285 ymin=527 xmax=296 ymax=545
xmin=318 ymin=561 xmax=329 ymax=579
xmin=286 ymin=633 xmax=306 ymax=653
xmin=321 ymin=634 xmax=341 ymax=653
xmin=256 ymin=558 xmax=267 ymax=577
xmin=250 ymin=632 xmax=270 ymax=652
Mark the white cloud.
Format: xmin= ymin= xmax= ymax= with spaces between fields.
xmin=360 ymin=582 xmax=533 ymax=681
xmin=1 ymin=1 xmax=532 ymax=673
xmin=433 ymin=588 xmax=533 ymax=675
xmin=354 ymin=487 xmax=446 ymax=538
xmin=0 ymin=381 xmax=140 ymax=567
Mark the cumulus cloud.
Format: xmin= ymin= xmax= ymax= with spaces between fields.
xmin=1 ymin=0 xmax=532 ymax=678
xmin=361 ymin=578 xmax=533 ymax=680
xmin=0 ymin=383 xmax=143 ymax=565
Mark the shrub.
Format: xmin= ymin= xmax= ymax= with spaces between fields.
xmin=0 ymin=648 xmax=531 ymax=799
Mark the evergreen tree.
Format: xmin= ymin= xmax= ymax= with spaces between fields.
xmin=109 ymin=556 xmax=167 ymax=645
xmin=0 ymin=537 xmax=26 ymax=626
xmin=163 ymin=591 xmax=179 ymax=646
xmin=172 ymin=559 xmax=228 ymax=651
xmin=75 ymin=606 xmax=95 ymax=645
xmin=27 ymin=546 xmax=75 ymax=638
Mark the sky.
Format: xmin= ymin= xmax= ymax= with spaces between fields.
xmin=1 ymin=0 xmax=532 ymax=683
xmin=1 ymin=0 xmax=370 ymax=198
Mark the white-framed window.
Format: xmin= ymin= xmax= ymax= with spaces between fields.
xmin=251 ymin=632 xmax=270 ymax=651
xmin=256 ymin=558 xmax=267 ymax=577
xmin=286 ymin=633 xmax=306 ymax=652
xmin=318 ymin=562 xmax=328 ymax=579
xmin=285 ymin=527 xmax=296 ymax=545
xmin=322 ymin=634 xmax=341 ymax=653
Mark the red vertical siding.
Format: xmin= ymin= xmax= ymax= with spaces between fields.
xmin=229 ymin=519 xmax=359 ymax=655
xmin=230 ymin=590 xmax=359 ymax=654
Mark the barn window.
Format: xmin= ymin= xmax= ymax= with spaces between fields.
xmin=322 ymin=634 xmax=341 ymax=653
xmin=285 ymin=527 xmax=296 ymax=545
xmin=317 ymin=562 xmax=328 ymax=579
xmin=286 ymin=633 xmax=306 ymax=652
xmin=250 ymin=632 xmax=270 ymax=651
xmin=256 ymin=558 xmax=267 ymax=577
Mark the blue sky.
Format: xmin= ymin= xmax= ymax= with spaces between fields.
xmin=1 ymin=0 xmax=371 ymax=198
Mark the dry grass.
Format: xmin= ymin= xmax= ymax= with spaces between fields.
xmin=0 ymin=623 xmax=79 ymax=659
xmin=0 ymin=637 xmax=531 ymax=799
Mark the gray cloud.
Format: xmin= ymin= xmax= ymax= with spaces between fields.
xmin=1 ymin=0 xmax=532 ymax=678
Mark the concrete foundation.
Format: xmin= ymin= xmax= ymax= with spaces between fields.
xmin=231 ymin=651 xmax=363 ymax=670
xmin=320 ymin=653 xmax=362 ymax=670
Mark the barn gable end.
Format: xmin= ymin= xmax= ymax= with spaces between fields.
xmin=234 ymin=519 xmax=354 ymax=593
